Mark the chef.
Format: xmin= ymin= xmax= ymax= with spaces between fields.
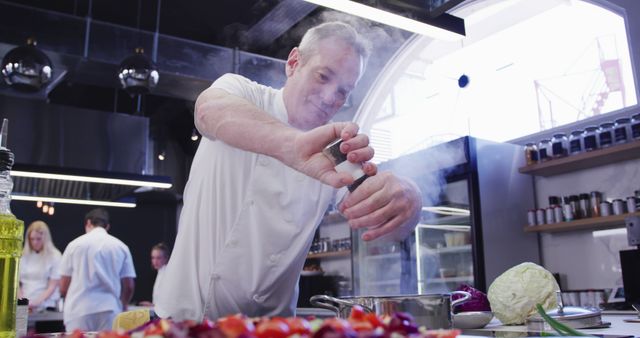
xmin=155 ymin=21 xmax=421 ymax=321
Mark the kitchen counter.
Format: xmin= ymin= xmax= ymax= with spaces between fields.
xmin=463 ymin=313 xmax=639 ymax=337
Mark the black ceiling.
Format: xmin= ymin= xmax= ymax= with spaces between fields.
xmin=4 ymin=0 xmax=327 ymax=60
xmin=1 ymin=0 xmax=411 ymax=166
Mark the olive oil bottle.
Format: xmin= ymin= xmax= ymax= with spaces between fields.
xmin=0 ymin=119 xmax=24 ymax=338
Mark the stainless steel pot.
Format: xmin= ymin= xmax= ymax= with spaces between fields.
xmin=309 ymin=291 xmax=471 ymax=329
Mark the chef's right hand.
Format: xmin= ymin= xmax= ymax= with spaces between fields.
xmin=286 ymin=122 xmax=375 ymax=188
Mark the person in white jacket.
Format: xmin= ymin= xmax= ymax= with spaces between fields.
xmin=19 ymin=220 xmax=62 ymax=312
xmin=59 ymin=208 xmax=136 ymax=331
xmin=155 ymin=21 xmax=422 ymax=322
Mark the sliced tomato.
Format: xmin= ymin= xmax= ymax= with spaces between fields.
xmin=284 ymin=317 xmax=311 ymax=335
xmin=364 ymin=313 xmax=384 ymax=329
xmin=320 ymin=317 xmax=352 ymax=332
xmin=348 ymin=305 xmax=367 ymax=322
xmin=255 ymin=318 xmax=290 ymax=338
xmin=217 ymin=314 xmax=256 ymax=337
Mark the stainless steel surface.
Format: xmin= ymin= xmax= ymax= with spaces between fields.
xmin=310 ymin=291 xmax=471 ymax=329
xmin=526 ymin=293 xmax=609 ymax=330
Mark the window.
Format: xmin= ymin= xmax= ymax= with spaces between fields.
xmin=356 ymin=0 xmax=637 ymax=163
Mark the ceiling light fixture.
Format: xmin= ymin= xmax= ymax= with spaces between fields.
xmin=118 ymin=47 xmax=159 ymax=95
xmin=13 ymin=195 xmax=136 ymax=208
xmin=157 ymin=150 xmax=166 ymax=161
xmin=1 ymin=37 xmax=53 ymax=92
xmin=191 ymin=128 xmax=199 ymax=141
xmin=11 ymin=170 xmax=172 ymax=189
xmin=301 ymin=0 xmax=465 ymax=40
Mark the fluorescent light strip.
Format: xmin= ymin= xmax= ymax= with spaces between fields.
xmin=11 ymin=170 xmax=172 ymax=189
xmin=12 ymin=195 xmax=136 ymax=208
xmin=418 ymin=223 xmax=470 ymax=231
xmin=302 ymin=0 xmax=464 ymax=41
xmin=422 ymin=206 xmax=470 ymax=216
xmin=592 ymin=228 xmax=627 ymax=238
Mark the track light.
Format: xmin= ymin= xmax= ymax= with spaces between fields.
xmin=36 ymin=200 xmax=43 ymax=208
xmin=191 ymin=128 xmax=199 ymax=141
xmin=48 ymin=204 xmax=55 ymax=215
xmin=42 ymin=204 xmax=49 ymax=213
xmin=157 ymin=150 xmax=166 ymax=161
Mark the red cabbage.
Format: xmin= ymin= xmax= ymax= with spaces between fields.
xmin=453 ymin=284 xmax=492 ymax=313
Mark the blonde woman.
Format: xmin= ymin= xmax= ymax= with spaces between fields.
xmin=19 ymin=220 xmax=62 ymax=311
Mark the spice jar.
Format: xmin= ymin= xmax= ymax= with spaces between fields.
xmin=614 ymin=117 xmax=631 ymax=144
xmin=590 ymin=191 xmax=602 ymax=217
xmin=538 ymin=139 xmax=552 ymax=162
xmin=568 ymin=130 xmax=583 ymax=155
xmin=631 ymin=113 xmax=640 ymax=140
xmin=551 ymin=133 xmax=568 ymax=158
xmin=553 ymin=205 xmax=564 ymax=223
xmin=536 ymin=208 xmax=546 ymax=225
xmin=524 ymin=143 xmax=538 ymax=166
xmin=583 ymin=126 xmax=599 ymax=151
xmin=527 ymin=209 xmax=537 ymax=226
xmin=578 ymin=193 xmax=591 ymax=218
xmin=600 ymin=201 xmax=612 ymax=217
xmin=598 ymin=122 xmax=615 ymax=148
xmin=612 ymin=199 xmax=626 ymax=215
xmin=545 ymin=207 xmax=555 ymax=224
xmin=569 ymin=195 xmax=580 ymax=219
xmin=626 ymin=196 xmax=637 ymax=213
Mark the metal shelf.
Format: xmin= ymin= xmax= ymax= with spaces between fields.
xmin=518 ymin=139 xmax=640 ymax=177
xmin=428 ymin=276 xmax=473 ymax=283
xmin=307 ymin=250 xmax=351 ymax=259
xmin=523 ymin=212 xmax=639 ymax=233
xmin=434 ymin=244 xmax=472 ymax=254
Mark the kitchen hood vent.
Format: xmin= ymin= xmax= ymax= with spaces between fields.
xmin=0 ymin=1 xmax=287 ymax=102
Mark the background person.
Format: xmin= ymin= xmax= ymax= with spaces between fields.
xmin=155 ymin=21 xmax=421 ymax=322
xmin=59 ymin=208 xmax=136 ymax=331
xmin=19 ymin=220 xmax=62 ymax=312
xmin=139 ymin=242 xmax=170 ymax=307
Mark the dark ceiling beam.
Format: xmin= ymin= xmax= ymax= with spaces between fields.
xmin=245 ymin=0 xmax=317 ymax=49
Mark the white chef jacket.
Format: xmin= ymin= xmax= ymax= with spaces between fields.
xmin=19 ymin=249 xmax=62 ymax=310
xmin=154 ymin=73 xmax=337 ymax=321
xmin=152 ymin=265 xmax=166 ymax=305
xmin=59 ymin=227 xmax=137 ymax=323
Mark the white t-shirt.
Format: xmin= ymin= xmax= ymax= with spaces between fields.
xmin=20 ymin=249 xmax=62 ymax=310
xmin=155 ymin=73 xmax=337 ymax=321
xmin=152 ymin=265 xmax=166 ymax=306
xmin=59 ymin=227 xmax=136 ymax=323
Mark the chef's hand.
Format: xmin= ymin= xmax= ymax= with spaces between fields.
xmin=339 ymin=172 xmax=421 ymax=241
xmin=287 ymin=122 xmax=375 ymax=188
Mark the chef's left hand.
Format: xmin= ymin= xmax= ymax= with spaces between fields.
xmin=339 ymin=172 xmax=422 ymax=241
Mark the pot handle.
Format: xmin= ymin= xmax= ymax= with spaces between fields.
xmin=310 ymin=295 xmax=362 ymax=316
xmin=450 ymin=290 xmax=472 ymax=309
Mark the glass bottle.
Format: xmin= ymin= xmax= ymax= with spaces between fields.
xmin=614 ymin=117 xmax=631 ymax=144
xmin=0 ymin=119 xmax=24 ymax=338
xmin=524 ymin=143 xmax=538 ymax=166
xmin=538 ymin=138 xmax=552 ymax=162
xmin=598 ymin=122 xmax=614 ymax=148
xmin=551 ymin=133 xmax=568 ymax=158
xmin=568 ymin=130 xmax=583 ymax=155
xmin=632 ymin=113 xmax=640 ymax=140
xmin=583 ymin=126 xmax=599 ymax=151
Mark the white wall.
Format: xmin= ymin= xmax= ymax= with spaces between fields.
xmin=531 ymin=0 xmax=640 ymax=291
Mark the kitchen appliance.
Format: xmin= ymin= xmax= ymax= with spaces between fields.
xmin=351 ymin=136 xmax=540 ymax=295
xmin=309 ymin=291 xmax=470 ymax=329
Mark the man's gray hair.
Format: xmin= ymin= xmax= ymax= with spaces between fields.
xmin=298 ymin=21 xmax=371 ymax=65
